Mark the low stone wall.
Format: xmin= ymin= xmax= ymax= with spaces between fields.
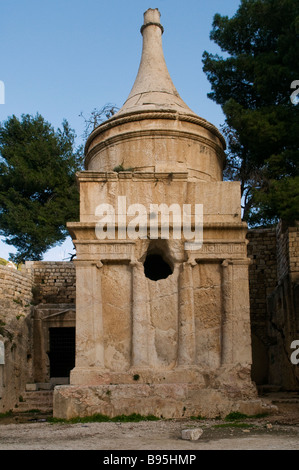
xmin=0 ymin=264 xmax=33 ymax=308
xmin=0 ymin=265 xmax=34 ymax=412
xmin=25 ymin=261 xmax=76 ymax=305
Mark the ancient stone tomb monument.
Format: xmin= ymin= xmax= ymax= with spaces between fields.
xmin=54 ymin=9 xmax=268 ymax=419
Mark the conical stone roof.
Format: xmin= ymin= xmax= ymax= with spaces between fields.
xmin=84 ymin=8 xmax=225 ymax=180
xmin=115 ymin=8 xmax=196 ymax=116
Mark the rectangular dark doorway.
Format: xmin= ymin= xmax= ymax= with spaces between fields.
xmin=49 ymin=327 xmax=75 ymax=378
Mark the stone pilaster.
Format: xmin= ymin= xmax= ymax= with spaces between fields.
xmin=131 ymin=260 xmax=151 ymax=367
xmin=71 ymin=261 xmax=104 ymax=381
xmin=221 ymin=259 xmax=252 ymax=366
xmin=178 ymin=261 xmax=196 ymax=365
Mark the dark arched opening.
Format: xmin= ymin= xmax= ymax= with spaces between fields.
xmin=144 ymin=253 xmax=173 ymax=281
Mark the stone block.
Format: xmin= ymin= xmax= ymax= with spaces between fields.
xmin=181 ymin=428 xmax=203 ymax=441
xmin=37 ymin=382 xmax=52 ymax=390
xmin=26 ymin=383 xmax=37 ymax=391
xmin=53 ymin=382 xmax=273 ymax=420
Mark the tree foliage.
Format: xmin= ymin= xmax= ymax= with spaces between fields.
xmin=202 ymin=0 xmax=299 ymax=226
xmin=0 ymin=114 xmax=83 ymax=263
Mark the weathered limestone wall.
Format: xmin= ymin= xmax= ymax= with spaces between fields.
xmin=247 ymin=229 xmax=278 ymax=321
xmin=276 ymin=221 xmax=299 ymax=282
xmin=267 ymin=222 xmax=299 ymax=389
xmin=0 ymin=265 xmax=34 ymax=412
xmin=276 ymin=223 xmax=290 ymax=282
xmin=287 ymin=225 xmax=299 ymax=280
xmin=247 ymin=228 xmax=277 ymax=385
xmin=267 ymin=275 xmax=299 ymax=389
xmin=247 ymin=223 xmax=299 ymax=390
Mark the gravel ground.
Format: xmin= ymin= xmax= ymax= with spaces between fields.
xmin=0 ymin=418 xmax=298 ymax=451
xmin=0 ymin=394 xmax=298 ymax=451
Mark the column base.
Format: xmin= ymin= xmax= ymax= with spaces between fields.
xmin=70 ymin=363 xmax=259 ymax=390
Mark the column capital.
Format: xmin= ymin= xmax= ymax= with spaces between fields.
xmin=130 ymin=258 xmax=143 ymax=269
xmin=222 ymin=258 xmax=251 ymax=267
xmin=93 ymin=261 xmax=103 ymax=269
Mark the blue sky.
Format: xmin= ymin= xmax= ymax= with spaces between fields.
xmin=0 ymin=0 xmax=241 ymax=261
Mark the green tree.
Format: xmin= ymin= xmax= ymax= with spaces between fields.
xmin=0 ymin=113 xmax=83 ymax=263
xmin=202 ymin=0 xmax=299 ymax=226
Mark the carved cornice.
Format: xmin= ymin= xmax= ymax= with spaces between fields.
xmin=76 ymin=170 xmax=189 ymax=183
xmin=140 ymin=22 xmax=164 ymax=34
xmin=84 ymin=110 xmax=226 ymax=157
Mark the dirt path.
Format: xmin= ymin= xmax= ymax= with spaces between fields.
xmin=0 ymin=393 xmax=298 ymax=451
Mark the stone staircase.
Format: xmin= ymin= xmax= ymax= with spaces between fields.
xmin=15 ymin=390 xmax=53 ymax=413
